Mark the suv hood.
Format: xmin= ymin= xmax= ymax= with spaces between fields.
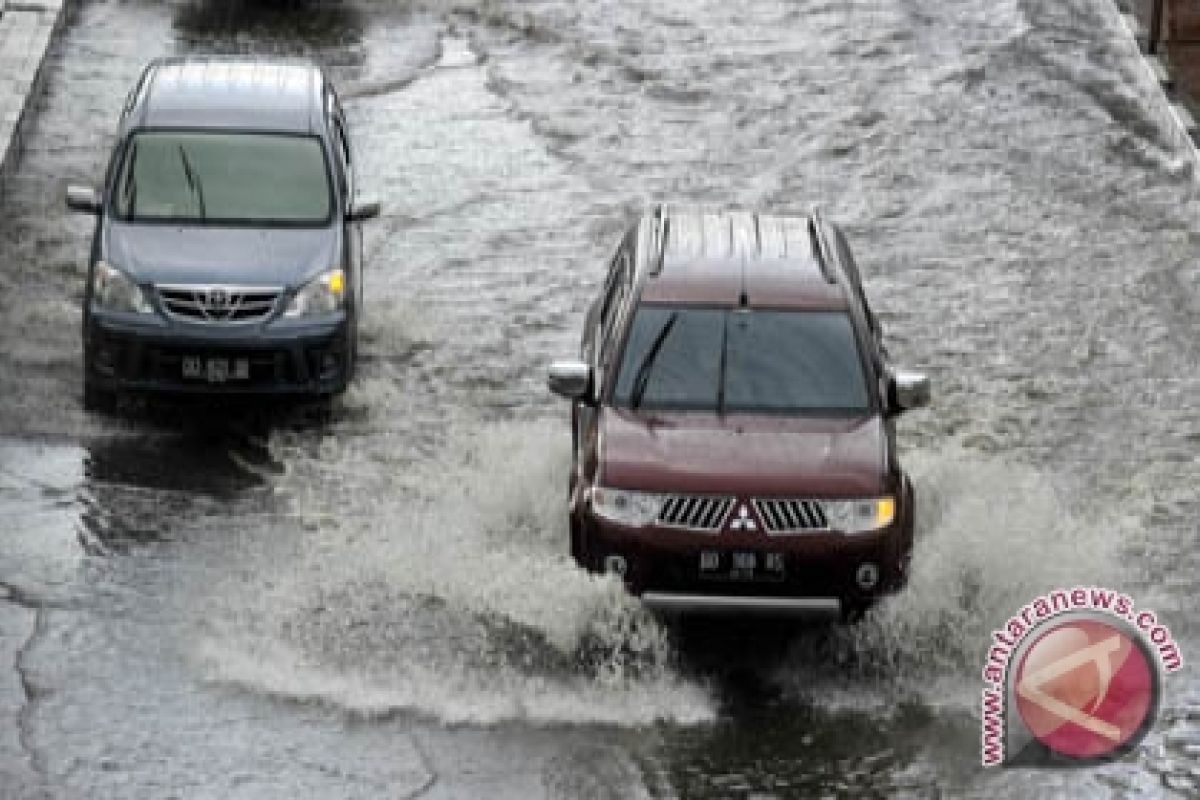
xmin=103 ymin=222 xmax=340 ymax=287
xmin=599 ymin=409 xmax=888 ymax=496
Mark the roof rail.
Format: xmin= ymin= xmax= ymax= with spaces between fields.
xmin=651 ymin=203 xmax=671 ymax=275
xmin=808 ymin=206 xmax=838 ymax=284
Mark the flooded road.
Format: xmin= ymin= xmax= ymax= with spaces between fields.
xmin=0 ymin=0 xmax=1197 ymax=796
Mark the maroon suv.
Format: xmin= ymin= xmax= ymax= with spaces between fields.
xmin=548 ymin=207 xmax=929 ymax=618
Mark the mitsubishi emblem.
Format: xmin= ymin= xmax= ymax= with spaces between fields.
xmin=729 ymin=503 xmax=757 ymax=531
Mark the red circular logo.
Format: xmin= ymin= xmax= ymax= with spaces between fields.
xmin=1014 ymin=617 xmax=1157 ymax=760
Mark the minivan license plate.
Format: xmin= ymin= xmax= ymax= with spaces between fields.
xmin=699 ymin=550 xmax=785 ymax=581
xmin=182 ymin=356 xmax=249 ymax=383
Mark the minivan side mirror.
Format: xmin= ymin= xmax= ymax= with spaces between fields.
xmin=346 ymin=198 xmax=380 ymax=222
xmin=548 ymin=360 xmax=592 ymax=400
xmin=888 ymin=369 xmax=931 ymax=414
xmin=66 ymin=185 xmax=102 ymax=215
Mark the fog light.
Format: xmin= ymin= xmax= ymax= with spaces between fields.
xmin=603 ymin=555 xmax=627 ymax=577
xmin=856 ymin=563 xmax=880 ymax=590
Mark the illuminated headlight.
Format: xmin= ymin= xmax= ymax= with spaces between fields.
xmin=92 ymin=260 xmax=151 ymax=313
xmin=589 ymin=486 xmax=664 ymax=527
xmin=285 ymin=268 xmax=345 ymax=317
xmin=822 ymin=497 xmax=896 ymax=533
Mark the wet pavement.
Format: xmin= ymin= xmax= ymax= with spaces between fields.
xmin=0 ymin=0 xmax=1198 ymax=797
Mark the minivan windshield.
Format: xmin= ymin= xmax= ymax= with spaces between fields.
xmin=114 ymin=131 xmax=332 ymax=225
xmin=613 ymin=307 xmax=871 ymax=413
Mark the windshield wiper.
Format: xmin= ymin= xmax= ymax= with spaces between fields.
xmin=717 ymin=310 xmax=729 ymax=415
xmin=176 ymin=144 xmax=207 ymax=220
xmin=630 ymin=312 xmax=679 ymax=410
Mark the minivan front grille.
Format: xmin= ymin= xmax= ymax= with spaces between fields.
xmin=657 ymin=495 xmax=734 ymax=531
xmin=753 ymin=499 xmax=828 ymax=533
xmin=157 ymin=284 xmax=282 ymax=323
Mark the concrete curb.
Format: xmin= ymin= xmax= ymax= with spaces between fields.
xmin=0 ymin=0 xmax=70 ymax=203
xmin=1108 ymin=0 xmax=1200 ymax=174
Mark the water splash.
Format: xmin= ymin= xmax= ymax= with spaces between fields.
xmin=853 ymin=445 xmax=1133 ymax=677
xmin=197 ymin=419 xmax=715 ymax=726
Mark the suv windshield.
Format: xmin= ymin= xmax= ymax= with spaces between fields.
xmin=613 ymin=307 xmax=870 ymax=413
xmin=114 ymin=131 xmax=332 ymax=224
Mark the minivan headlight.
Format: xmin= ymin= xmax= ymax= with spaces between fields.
xmin=822 ymin=497 xmax=896 ymax=533
xmin=92 ymin=260 xmax=152 ymax=314
xmin=285 ymin=268 xmax=345 ymax=317
xmin=590 ymin=487 xmax=665 ymax=527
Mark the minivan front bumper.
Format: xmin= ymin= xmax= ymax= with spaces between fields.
xmin=85 ymin=311 xmax=352 ymax=396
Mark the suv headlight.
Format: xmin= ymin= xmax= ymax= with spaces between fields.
xmin=285 ymin=268 xmax=345 ymax=318
xmin=822 ymin=497 xmax=896 ymax=533
xmin=92 ymin=260 xmax=151 ymax=314
xmin=590 ymin=486 xmax=665 ymax=526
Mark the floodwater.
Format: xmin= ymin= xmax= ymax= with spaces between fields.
xmin=0 ymin=0 xmax=1197 ymax=796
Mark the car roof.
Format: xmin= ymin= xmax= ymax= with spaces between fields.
xmin=638 ymin=208 xmax=849 ymax=309
xmin=125 ymin=57 xmax=328 ymax=134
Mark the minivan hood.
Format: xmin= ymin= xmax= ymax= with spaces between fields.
xmin=103 ymin=222 xmax=339 ymax=287
xmin=599 ymin=410 xmax=887 ymax=496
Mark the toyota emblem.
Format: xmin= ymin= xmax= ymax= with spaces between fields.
xmin=205 ymin=287 xmax=230 ymax=310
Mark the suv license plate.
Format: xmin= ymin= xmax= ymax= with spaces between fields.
xmin=699 ymin=550 xmax=785 ymax=582
xmin=182 ymin=356 xmax=249 ymax=383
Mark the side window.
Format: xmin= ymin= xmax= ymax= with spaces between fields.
xmin=831 ymin=226 xmax=865 ymax=301
xmin=832 ymin=225 xmax=880 ymax=340
xmin=330 ymin=120 xmax=351 ymax=200
xmin=599 ymin=249 xmax=632 ymax=362
xmin=334 ymin=118 xmax=351 ymax=168
xmin=587 ymin=223 xmax=639 ymax=390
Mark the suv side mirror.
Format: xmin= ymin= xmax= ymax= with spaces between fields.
xmin=888 ymin=369 xmax=930 ymax=414
xmin=548 ymin=360 xmax=592 ymax=400
xmin=66 ymin=185 xmax=102 ymax=214
xmin=345 ymin=198 xmax=380 ymax=222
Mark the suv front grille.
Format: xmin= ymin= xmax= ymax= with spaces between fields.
xmin=753 ymin=499 xmax=828 ymax=533
xmin=157 ymin=284 xmax=282 ymax=323
xmin=657 ymin=495 xmax=734 ymax=531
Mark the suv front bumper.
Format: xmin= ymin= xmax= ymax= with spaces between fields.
xmin=573 ymin=503 xmax=913 ymax=610
xmin=640 ymin=592 xmax=842 ymax=617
